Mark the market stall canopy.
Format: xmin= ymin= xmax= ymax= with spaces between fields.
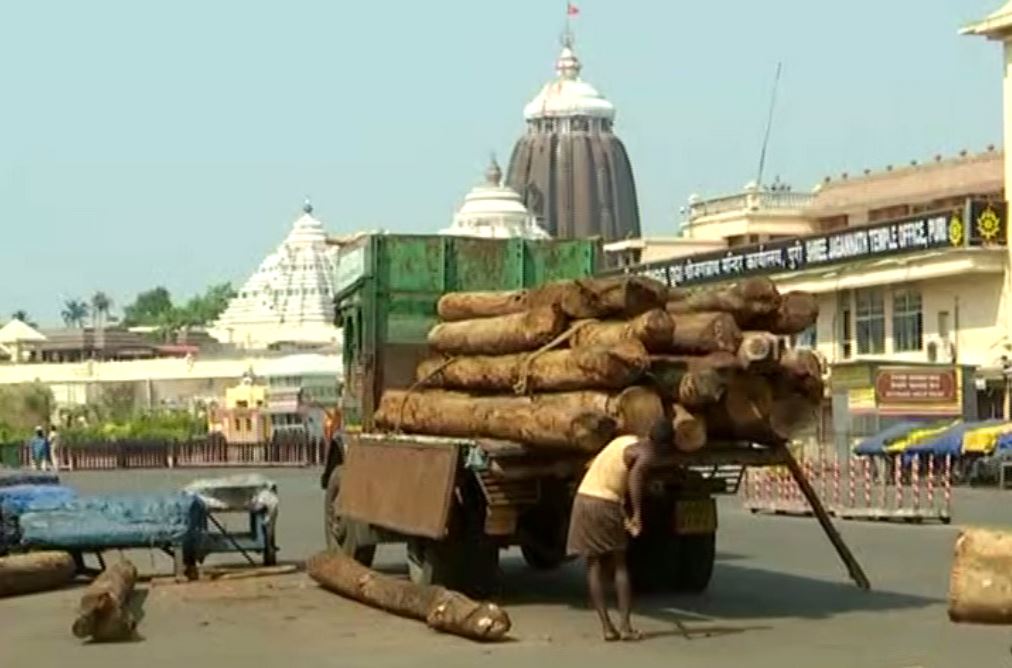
xmin=884 ymin=421 xmax=960 ymax=454
xmin=904 ymin=420 xmax=1005 ymax=458
xmin=854 ymin=421 xmax=930 ymax=455
xmin=961 ymin=422 xmax=1012 ymax=455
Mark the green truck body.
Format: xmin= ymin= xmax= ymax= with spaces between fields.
xmin=334 ymin=234 xmax=602 ymax=430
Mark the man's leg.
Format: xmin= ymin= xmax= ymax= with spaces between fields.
xmin=587 ymin=555 xmax=619 ymax=641
xmin=613 ymin=550 xmax=641 ymax=640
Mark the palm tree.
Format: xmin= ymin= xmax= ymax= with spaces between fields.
xmin=91 ymin=291 xmax=113 ymax=328
xmin=11 ymin=310 xmax=30 ymax=323
xmin=61 ymin=299 xmax=89 ymax=328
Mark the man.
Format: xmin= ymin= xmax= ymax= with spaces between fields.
xmin=28 ymin=426 xmax=50 ymax=471
xmin=566 ymin=418 xmax=674 ymax=641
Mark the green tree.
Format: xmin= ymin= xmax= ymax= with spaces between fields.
xmin=180 ymin=282 xmax=236 ymax=325
xmin=61 ymin=299 xmax=89 ymax=328
xmin=91 ymin=291 xmax=113 ymax=327
xmin=0 ymin=383 xmax=54 ymax=436
xmin=10 ymin=310 xmax=37 ymax=327
xmin=122 ymin=287 xmax=174 ymax=326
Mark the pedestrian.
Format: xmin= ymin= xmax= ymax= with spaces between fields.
xmin=48 ymin=426 xmax=61 ymax=471
xmin=566 ymin=418 xmax=674 ymax=642
xmin=28 ymin=426 xmax=50 ymax=471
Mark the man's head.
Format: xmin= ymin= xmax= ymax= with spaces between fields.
xmin=648 ymin=418 xmax=674 ymax=450
xmin=34 ymin=426 xmax=44 ymax=437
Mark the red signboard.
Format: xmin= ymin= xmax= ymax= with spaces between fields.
xmin=874 ymin=368 xmax=958 ymax=405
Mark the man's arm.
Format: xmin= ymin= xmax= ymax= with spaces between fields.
xmin=625 ymin=448 xmax=652 ymax=536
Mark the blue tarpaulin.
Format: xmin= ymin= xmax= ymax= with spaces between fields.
xmin=904 ymin=420 xmax=1006 ymax=458
xmin=0 ymin=484 xmax=77 ymax=514
xmin=854 ymin=422 xmax=924 ymax=455
xmin=997 ymin=432 xmax=1012 ymax=452
xmin=18 ymin=492 xmax=205 ymax=550
xmin=0 ymin=471 xmax=59 ymax=488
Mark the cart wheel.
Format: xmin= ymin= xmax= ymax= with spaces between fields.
xmin=324 ymin=465 xmax=376 ymax=566
xmin=263 ymin=527 xmax=277 ymax=566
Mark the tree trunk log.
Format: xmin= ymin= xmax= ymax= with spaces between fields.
xmin=672 ymin=404 xmax=706 ymax=453
xmin=307 ymin=550 xmax=511 ymax=641
xmin=416 ymin=341 xmax=649 ymax=393
xmin=778 ymin=348 xmax=825 ymax=402
xmin=704 ymin=374 xmax=783 ymax=445
xmin=528 ymin=387 xmax=665 ymax=437
xmin=72 ymin=559 xmax=138 ymax=642
xmin=667 ymin=277 xmax=781 ymax=323
xmin=530 ymin=276 xmax=668 ymax=319
xmin=741 ymin=291 xmax=819 ymax=335
xmin=569 ymin=309 xmax=674 ymax=353
xmin=737 ymin=331 xmax=783 ymax=370
xmin=667 ymin=312 xmax=742 ymax=354
xmin=648 ymin=356 xmax=729 ymax=408
xmin=949 ymin=529 xmax=1012 ymax=624
xmin=436 ymin=290 xmax=529 ymax=321
xmin=427 ymin=306 xmax=567 ymax=355
xmin=375 ymin=390 xmax=616 ymax=453
xmin=0 ymin=551 xmax=75 ymax=598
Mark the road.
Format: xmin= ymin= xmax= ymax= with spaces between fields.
xmin=3 ymin=467 xmax=1012 ymax=668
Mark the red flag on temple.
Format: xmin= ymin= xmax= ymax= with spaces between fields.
xmin=567 ymin=2 xmax=580 ymax=17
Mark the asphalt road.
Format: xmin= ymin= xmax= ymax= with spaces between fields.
xmin=3 ymin=467 xmax=1012 ymax=668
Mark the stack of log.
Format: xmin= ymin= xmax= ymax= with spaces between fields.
xmin=374 ymin=275 xmax=823 ymax=454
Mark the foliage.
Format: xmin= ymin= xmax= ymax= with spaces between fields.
xmin=10 ymin=310 xmax=36 ymax=327
xmin=91 ymin=291 xmax=113 ymax=326
xmin=0 ymin=383 xmax=54 ymax=438
xmin=61 ymin=299 xmax=89 ymax=328
xmin=121 ymin=283 xmax=236 ymax=332
xmin=62 ymin=410 xmax=208 ymax=444
xmin=95 ymin=382 xmax=137 ymax=422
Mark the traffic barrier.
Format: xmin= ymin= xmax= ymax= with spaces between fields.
xmin=744 ymin=451 xmax=953 ymax=524
xmin=15 ymin=437 xmax=326 ymax=471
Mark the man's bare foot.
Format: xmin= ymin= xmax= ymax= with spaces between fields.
xmin=620 ymin=628 xmax=643 ymax=642
xmin=602 ymin=625 xmax=620 ymax=642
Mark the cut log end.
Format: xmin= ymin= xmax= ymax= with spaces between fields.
xmin=672 ymin=404 xmax=706 ymax=453
xmin=73 ymin=559 xmax=139 ymax=642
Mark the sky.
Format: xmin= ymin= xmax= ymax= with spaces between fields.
xmin=0 ymin=0 xmax=1006 ymax=325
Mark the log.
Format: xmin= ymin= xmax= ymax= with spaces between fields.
xmin=648 ymin=356 xmax=729 ymax=408
xmin=672 ymin=404 xmax=706 ymax=453
xmin=569 ymin=309 xmax=674 ymax=353
xmin=437 ymin=290 xmax=529 ymax=321
xmin=0 ymin=551 xmax=75 ymax=598
xmin=416 ymin=340 xmax=649 ymax=393
xmin=72 ymin=559 xmax=139 ymax=642
xmin=307 ymin=550 xmax=510 ymax=641
xmin=741 ymin=291 xmax=819 ymax=335
xmin=737 ymin=331 xmax=783 ymax=370
xmin=949 ymin=529 xmax=1012 ymax=624
xmin=778 ymin=348 xmax=825 ymax=402
xmin=375 ymin=389 xmax=616 ymax=453
xmin=427 ymin=306 xmax=567 ymax=355
xmin=667 ymin=277 xmax=782 ymax=323
xmin=668 ymin=311 xmax=742 ymax=354
xmin=530 ymin=387 xmax=665 ymax=438
xmin=704 ymin=374 xmax=782 ymax=445
xmin=530 ymin=276 xmax=668 ymax=319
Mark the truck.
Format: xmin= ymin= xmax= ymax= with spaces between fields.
xmin=321 ymin=233 xmax=868 ymax=596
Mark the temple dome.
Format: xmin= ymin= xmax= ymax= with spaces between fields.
xmin=441 ymin=158 xmax=551 ymax=239
xmin=523 ymin=44 xmax=615 ymax=121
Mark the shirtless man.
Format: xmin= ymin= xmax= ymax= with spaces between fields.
xmin=566 ymin=418 xmax=673 ymax=641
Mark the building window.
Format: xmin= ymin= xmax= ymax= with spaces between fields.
xmin=838 ymin=291 xmax=853 ymax=359
xmin=938 ymin=311 xmax=951 ymax=341
xmin=892 ymin=288 xmax=923 ymax=352
xmin=855 ymin=289 xmax=885 ymax=354
xmin=793 ymin=325 xmax=816 ymax=349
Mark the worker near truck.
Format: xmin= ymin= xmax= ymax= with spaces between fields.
xmin=567 ymin=418 xmax=674 ymax=642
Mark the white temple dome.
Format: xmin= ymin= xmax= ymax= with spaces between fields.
xmin=441 ymin=158 xmax=551 ymax=240
xmin=210 ymin=199 xmax=341 ymax=349
xmin=523 ymin=41 xmax=615 ymax=121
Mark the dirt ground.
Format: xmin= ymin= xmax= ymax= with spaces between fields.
xmin=3 ymin=468 xmax=1012 ymax=668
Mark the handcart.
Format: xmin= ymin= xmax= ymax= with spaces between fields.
xmin=184 ymin=474 xmax=279 ymax=567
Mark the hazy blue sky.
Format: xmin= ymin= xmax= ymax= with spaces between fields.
xmin=0 ymin=0 xmax=1005 ymax=324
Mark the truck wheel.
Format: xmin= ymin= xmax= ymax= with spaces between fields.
xmin=407 ymin=537 xmax=499 ymax=598
xmin=324 ymin=466 xmax=376 ymax=566
xmin=672 ymin=532 xmax=716 ymax=594
xmin=520 ymin=543 xmax=568 ymax=571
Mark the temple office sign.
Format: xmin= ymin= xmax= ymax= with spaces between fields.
xmin=874 ymin=367 xmax=958 ymax=406
xmin=624 ymin=199 xmax=1006 ymax=288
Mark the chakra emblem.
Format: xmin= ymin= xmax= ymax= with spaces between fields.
xmin=949 ymin=213 xmax=964 ymax=247
xmin=976 ymin=206 xmax=1002 ymax=244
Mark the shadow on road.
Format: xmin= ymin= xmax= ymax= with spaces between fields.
xmin=497 ymin=552 xmax=939 ymax=626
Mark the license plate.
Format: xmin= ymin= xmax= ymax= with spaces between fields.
xmin=673 ymin=499 xmax=717 ymax=535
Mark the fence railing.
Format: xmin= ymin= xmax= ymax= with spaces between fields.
xmin=15 ymin=436 xmax=326 ymax=471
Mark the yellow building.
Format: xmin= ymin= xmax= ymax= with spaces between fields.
xmin=209 ymin=376 xmax=269 ymax=444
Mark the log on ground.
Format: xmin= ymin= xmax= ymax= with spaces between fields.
xmin=307 ymin=550 xmax=511 ymax=641
xmin=375 ymin=389 xmax=616 ymax=453
xmin=72 ymin=558 xmax=139 ymax=642
xmin=569 ymin=309 xmax=674 ymax=353
xmin=672 ymin=404 xmax=706 ymax=452
xmin=427 ymin=306 xmax=567 ymax=355
xmin=0 ymin=551 xmax=76 ymax=598
xmin=667 ymin=311 xmax=742 ymax=354
xmin=949 ymin=529 xmax=1012 ymax=624
xmin=667 ymin=277 xmax=782 ymax=324
xmin=437 ymin=290 xmax=530 ymax=321
xmin=416 ymin=340 xmax=649 ymax=393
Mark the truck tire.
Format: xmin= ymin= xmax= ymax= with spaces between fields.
xmin=324 ymin=466 xmax=376 ymax=566
xmin=407 ymin=537 xmax=499 ymax=598
xmin=520 ymin=543 xmax=568 ymax=571
xmin=672 ymin=532 xmax=716 ymax=594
